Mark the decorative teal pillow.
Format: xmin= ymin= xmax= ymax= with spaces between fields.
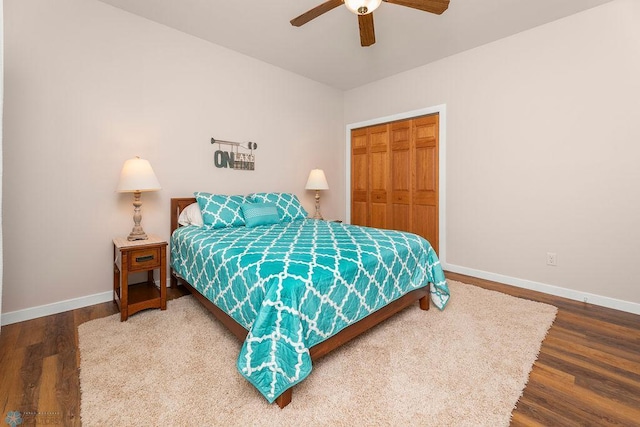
xmin=241 ymin=203 xmax=281 ymax=228
xmin=249 ymin=192 xmax=308 ymax=222
xmin=194 ymin=192 xmax=248 ymax=228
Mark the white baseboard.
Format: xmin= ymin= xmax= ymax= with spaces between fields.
xmin=1 ymin=290 xmax=114 ymax=326
xmin=444 ymin=262 xmax=640 ymax=315
xmin=0 ymin=280 xmax=167 ymax=326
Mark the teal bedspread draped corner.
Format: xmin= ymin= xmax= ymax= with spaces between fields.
xmin=171 ymin=219 xmax=450 ymax=403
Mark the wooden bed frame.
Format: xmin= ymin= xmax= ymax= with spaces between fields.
xmin=169 ymin=197 xmax=430 ymax=408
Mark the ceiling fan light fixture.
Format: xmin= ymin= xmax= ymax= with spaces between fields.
xmin=344 ymin=0 xmax=382 ymax=15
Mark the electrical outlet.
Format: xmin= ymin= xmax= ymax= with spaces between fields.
xmin=547 ymin=252 xmax=557 ymax=266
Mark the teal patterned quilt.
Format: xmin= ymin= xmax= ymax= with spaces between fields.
xmin=171 ymin=219 xmax=450 ymax=403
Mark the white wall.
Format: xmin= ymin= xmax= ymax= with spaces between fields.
xmin=0 ymin=0 xmax=4 ymax=328
xmin=2 ymin=0 xmax=344 ymax=319
xmin=345 ymin=0 xmax=640 ymax=310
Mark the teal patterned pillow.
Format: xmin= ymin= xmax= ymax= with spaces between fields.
xmin=241 ymin=203 xmax=280 ymax=228
xmin=194 ymin=192 xmax=248 ymax=228
xmin=249 ymin=192 xmax=308 ymax=222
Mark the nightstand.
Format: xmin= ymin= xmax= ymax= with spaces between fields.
xmin=310 ymin=218 xmax=343 ymax=223
xmin=113 ymin=235 xmax=167 ymax=321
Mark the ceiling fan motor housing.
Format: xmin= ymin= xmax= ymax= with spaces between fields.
xmin=344 ymin=0 xmax=382 ymax=15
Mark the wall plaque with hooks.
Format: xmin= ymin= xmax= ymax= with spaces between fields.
xmin=211 ymin=137 xmax=258 ymax=170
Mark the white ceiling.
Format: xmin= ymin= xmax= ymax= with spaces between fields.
xmin=96 ymin=0 xmax=615 ymax=90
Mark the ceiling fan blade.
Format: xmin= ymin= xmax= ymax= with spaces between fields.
xmin=383 ymin=0 xmax=450 ymax=14
xmin=358 ymin=13 xmax=376 ymax=47
xmin=290 ymin=0 xmax=344 ymax=27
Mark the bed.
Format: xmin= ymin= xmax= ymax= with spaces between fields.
xmin=169 ymin=195 xmax=450 ymax=408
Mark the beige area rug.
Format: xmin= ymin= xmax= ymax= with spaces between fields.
xmin=78 ymin=280 xmax=557 ymax=426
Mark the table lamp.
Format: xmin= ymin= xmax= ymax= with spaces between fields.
xmin=116 ymin=157 xmax=161 ymax=241
xmin=305 ymin=169 xmax=329 ymax=220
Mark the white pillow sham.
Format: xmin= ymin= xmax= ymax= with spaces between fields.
xmin=178 ymin=202 xmax=204 ymax=227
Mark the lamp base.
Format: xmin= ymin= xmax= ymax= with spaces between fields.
xmin=127 ymin=228 xmax=149 ymax=241
xmin=127 ymin=190 xmax=149 ymax=241
xmin=312 ymin=190 xmax=324 ymax=220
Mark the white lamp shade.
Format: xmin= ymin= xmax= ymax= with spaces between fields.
xmin=116 ymin=157 xmax=161 ymax=192
xmin=305 ymin=169 xmax=329 ymax=190
xmin=344 ymin=0 xmax=382 ymax=15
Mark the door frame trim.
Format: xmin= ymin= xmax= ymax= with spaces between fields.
xmin=345 ymin=104 xmax=447 ymax=265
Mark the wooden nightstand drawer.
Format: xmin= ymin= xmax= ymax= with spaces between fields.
xmin=128 ymin=247 xmax=161 ymax=270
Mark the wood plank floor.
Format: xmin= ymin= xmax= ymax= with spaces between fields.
xmin=446 ymin=272 xmax=640 ymax=427
xmin=1 ymin=273 xmax=638 ymax=426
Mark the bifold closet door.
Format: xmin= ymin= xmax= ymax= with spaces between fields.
xmin=351 ymin=127 xmax=368 ymax=226
xmin=350 ymin=113 xmax=438 ymax=254
xmin=411 ymin=115 xmax=439 ymax=254
xmin=351 ymin=124 xmax=390 ymax=229
xmin=390 ymin=119 xmax=411 ymax=234
xmin=368 ymin=124 xmax=390 ymax=230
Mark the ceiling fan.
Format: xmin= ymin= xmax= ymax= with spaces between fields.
xmin=290 ymin=0 xmax=450 ymax=47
